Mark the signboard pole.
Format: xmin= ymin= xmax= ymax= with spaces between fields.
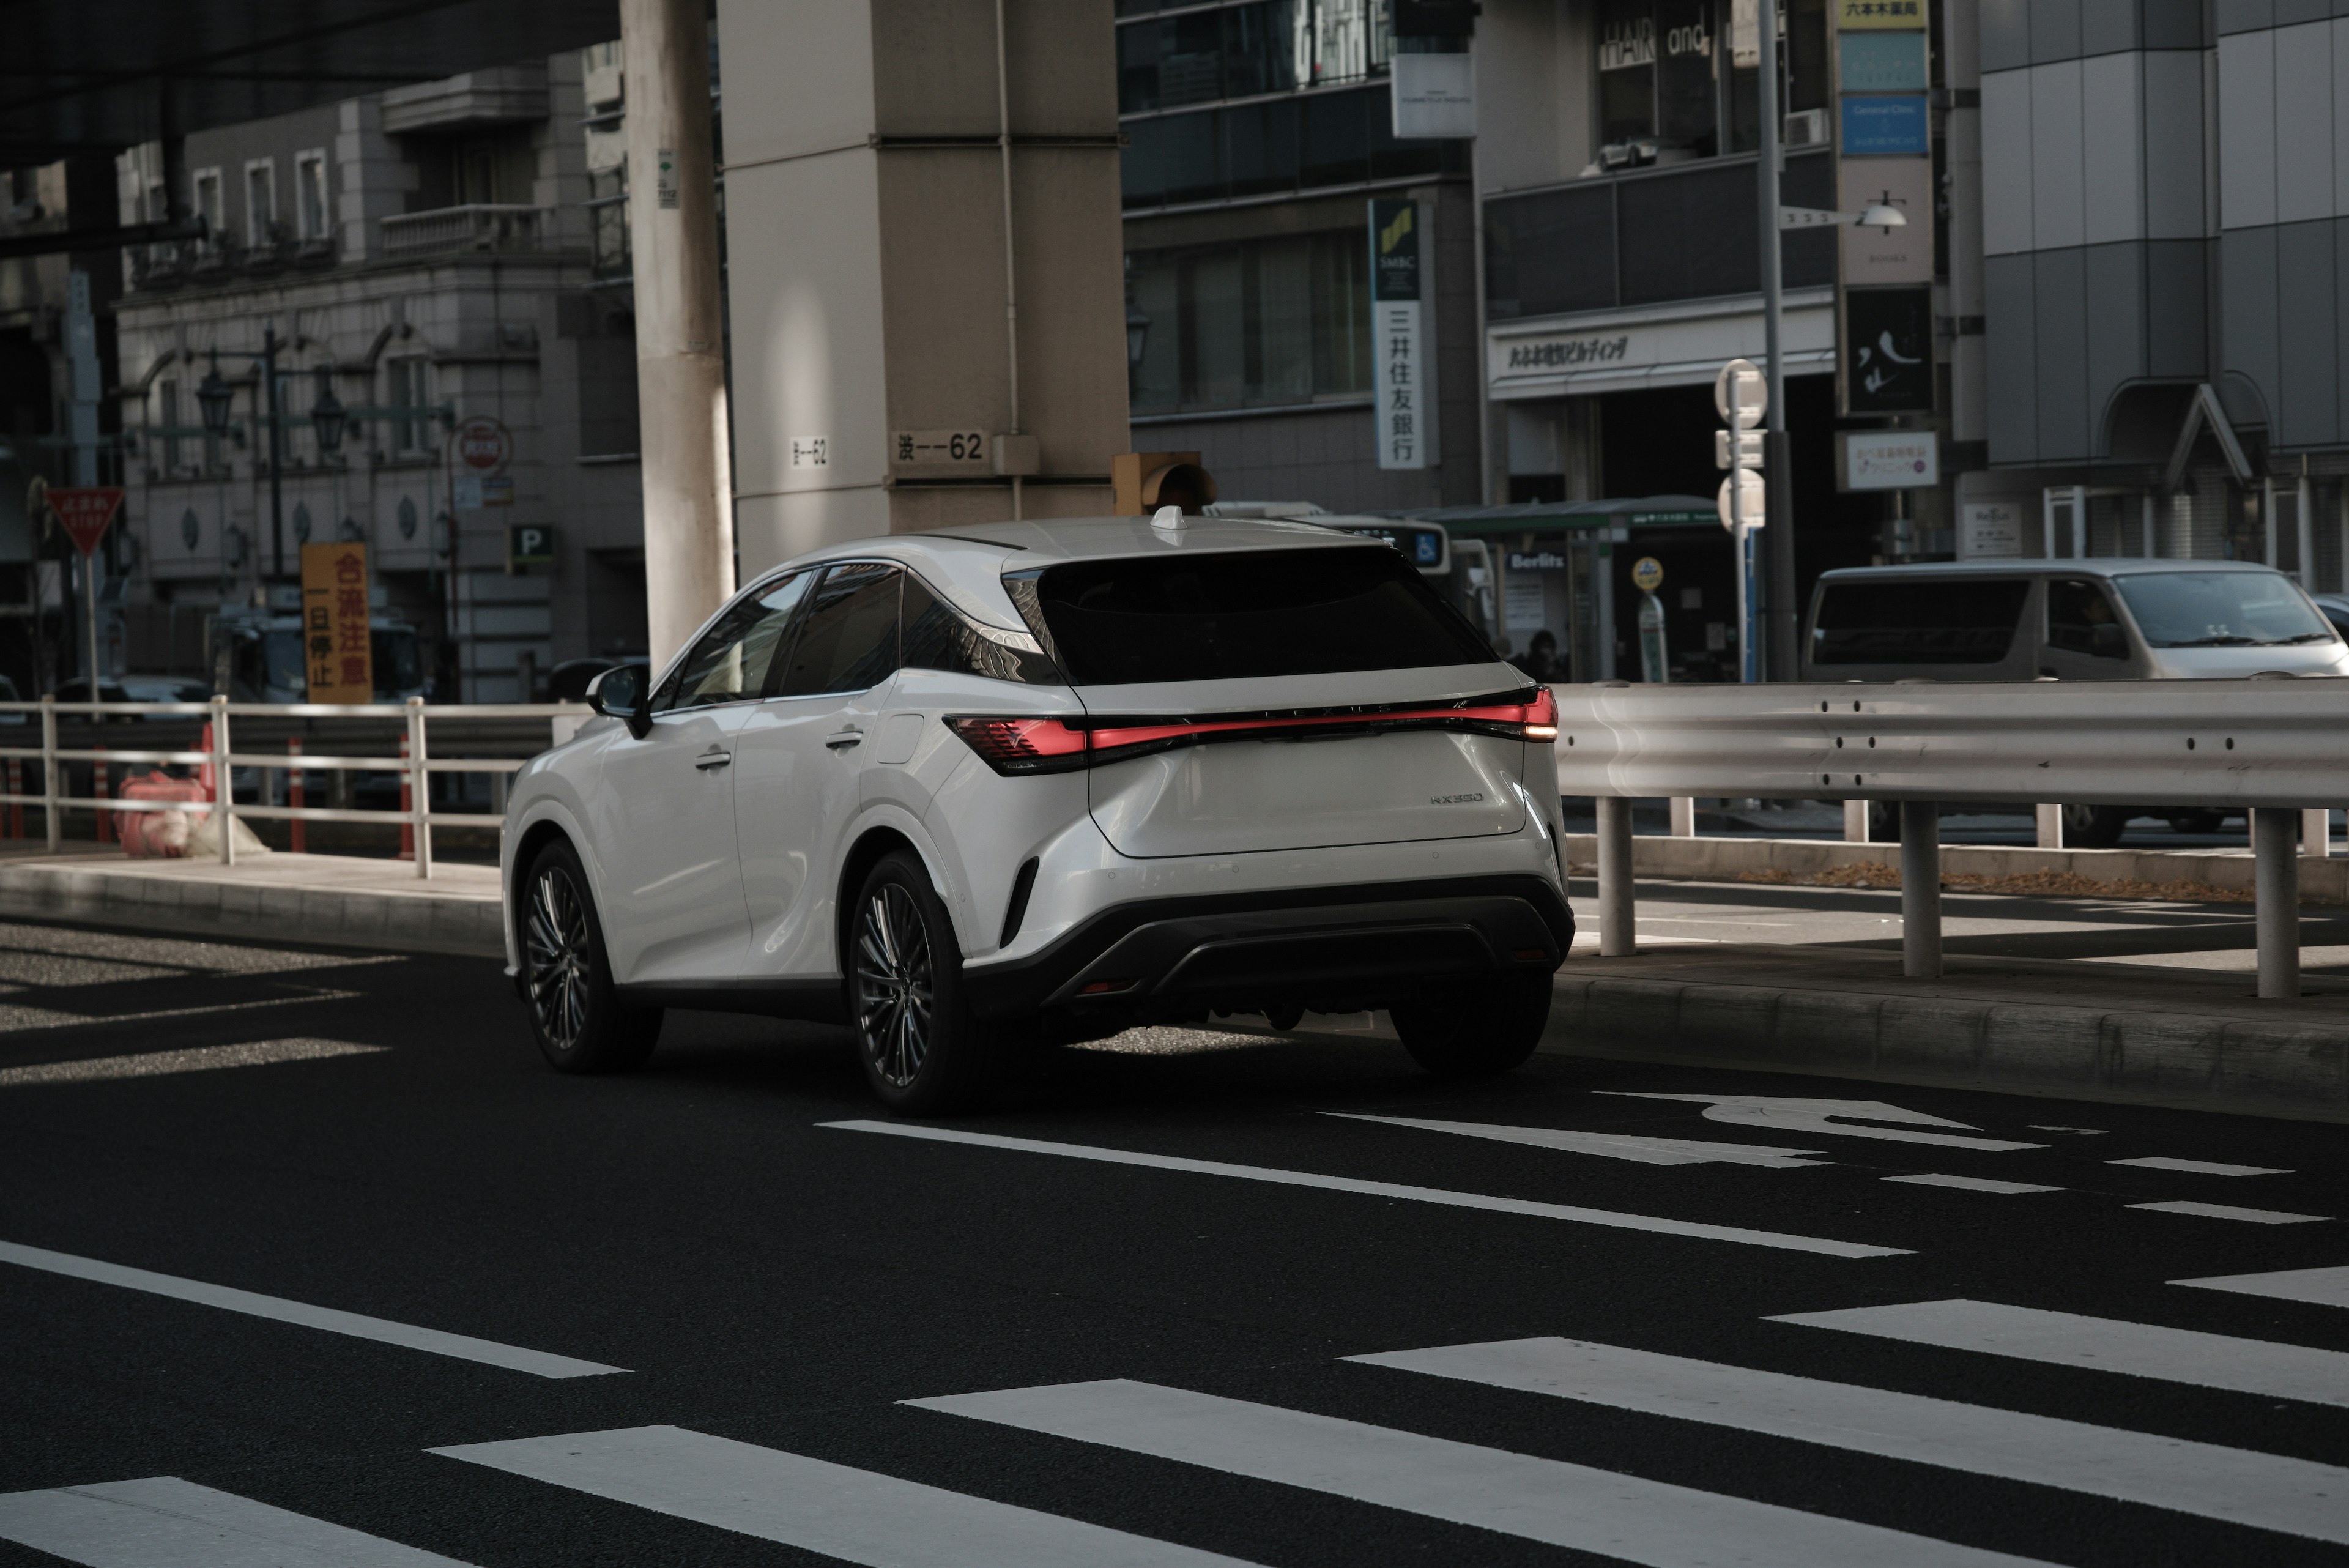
xmin=1757 ymin=0 xmax=1789 ymax=682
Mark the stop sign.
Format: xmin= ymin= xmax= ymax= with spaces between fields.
xmin=455 ymin=416 xmax=513 ymax=475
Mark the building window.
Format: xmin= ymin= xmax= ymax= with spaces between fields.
xmin=386 ymin=359 xmax=431 ymax=453
xmin=295 ymin=150 xmax=330 ymax=240
xmin=1119 ymin=1 xmax=1400 ymax=115
xmin=586 ymin=161 xmax=630 ymax=280
xmin=193 ymin=168 xmax=224 ymax=243
xmin=1127 ymin=229 xmax=1370 ymax=414
xmin=1592 ymin=0 xmax=1828 ymax=165
xmin=1122 ymin=84 xmax=1460 ymax=210
xmin=157 ymin=378 xmax=182 ymax=472
xmin=244 ymin=158 xmax=277 ymax=247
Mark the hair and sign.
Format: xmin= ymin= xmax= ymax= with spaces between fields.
xmin=1368 ymin=198 xmax=1436 ymax=471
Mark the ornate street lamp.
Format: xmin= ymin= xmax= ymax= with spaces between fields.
xmin=310 ymin=365 xmax=347 ymax=457
xmin=195 ymin=354 xmax=234 ymax=437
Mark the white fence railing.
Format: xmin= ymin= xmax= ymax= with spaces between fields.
xmin=0 ymin=696 xmax=590 ymax=879
xmin=1551 ymin=680 xmax=2349 ymax=998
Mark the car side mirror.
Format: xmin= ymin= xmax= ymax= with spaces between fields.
xmin=587 ymin=665 xmax=653 ymax=740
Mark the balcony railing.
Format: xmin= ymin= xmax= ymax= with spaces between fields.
xmin=379 ymin=205 xmax=546 ymax=258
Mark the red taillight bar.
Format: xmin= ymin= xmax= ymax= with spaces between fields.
xmin=946 ymin=689 xmax=1557 ymax=775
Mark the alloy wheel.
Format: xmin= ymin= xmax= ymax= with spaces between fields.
xmin=524 ymin=866 xmax=592 ymax=1052
xmin=855 ymin=883 xmax=934 ymax=1087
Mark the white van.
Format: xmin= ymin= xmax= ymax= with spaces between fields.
xmin=1800 ymin=559 xmax=2349 ymax=844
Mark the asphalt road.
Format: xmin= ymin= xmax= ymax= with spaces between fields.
xmin=2 ymin=918 xmax=2346 ymax=1567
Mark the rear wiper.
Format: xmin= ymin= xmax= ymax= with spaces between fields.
xmin=2162 ymin=635 xmax=2259 ymax=647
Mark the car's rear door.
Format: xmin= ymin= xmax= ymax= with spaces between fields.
xmin=1015 ymin=543 xmax=1533 ymax=859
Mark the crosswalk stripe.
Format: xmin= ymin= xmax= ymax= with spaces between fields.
xmin=1347 ymin=1336 xmax=2349 ymax=1545
xmin=1765 ymin=1298 xmax=2349 ymax=1407
xmin=820 ymin=1120 xmax=1907 ymax=1257
xmin=0 ymin=1239 xmax=625 ymax=1380
xmin=0 ymin=1476 xmax=473 ymax=1567
xmin=908 ymin=1379 xmax=2048 ymax=1567
xmin=2127 ymin=1200 xmax=2331 ymax=1225
xmin=2175 ymin=1264 xmax=2349 ymax=1309
xmin=1323 ymin=1112 xmax=1830 ymax=1167
xmin=2109 ymin=1156 xmax=2288 ymax=1176
xmin=431 ymin=1424 xmax=1261 ymax=1567
xmin=1882 ymin=1174 xmax=2060 ymax=1194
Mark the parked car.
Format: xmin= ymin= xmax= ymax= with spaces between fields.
xmin=504 ymin=515 xmax=1572 ymax=1112
xmin=1803 ymin=559 xmax=2349 ymax=845
xmin=54 ymin=676 xmax=215 ymax=716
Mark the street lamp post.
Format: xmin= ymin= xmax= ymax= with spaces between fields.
xmin=195 ymin=327 xmax=288 ymax=585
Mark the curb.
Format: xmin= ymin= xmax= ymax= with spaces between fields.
xmin=0 ymin=861 xmax=505 ymax=960
xmin=1543 ymin=972 xmax=2349 ymax=1121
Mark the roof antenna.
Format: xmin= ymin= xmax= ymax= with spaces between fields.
xmin=1151 ymin=504 xmax=1187 ymax=532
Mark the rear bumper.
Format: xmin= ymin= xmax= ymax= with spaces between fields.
xmin=959 ymin=872 xmax=1572 ymax=1022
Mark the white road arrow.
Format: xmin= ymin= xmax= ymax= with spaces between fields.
xmin=1600 ymin=1094 xmax=2046 ymax=1153
xmin=1325 ymin=1113 xmax=1830 ymax=1167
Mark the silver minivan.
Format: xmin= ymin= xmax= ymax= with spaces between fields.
xmin=1801 ymin=559 xmax=2349 ymax=843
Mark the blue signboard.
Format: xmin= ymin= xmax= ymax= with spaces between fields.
xmin=1838 ymin=31 xmax=1928 ymax=92
xmin=1840 ymin=94 xmax=1929 ymax=156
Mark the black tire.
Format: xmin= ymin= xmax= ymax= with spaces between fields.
xmin=2167 ymin=810 xmax=2225 ymax=836
xmin=1389 ymin=973 xmax=1553 ymax=1079
xmin=518 ymin=840 xmax=661 ymax=1074
xmin=848 ymin=850 xmax=1004 ymax=1115
xmin=2060 ymin=803 xmax=2131 ymax=849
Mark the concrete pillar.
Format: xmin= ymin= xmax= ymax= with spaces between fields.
xmin=1844 ymin=800 xmax=1869 ymax=842
xmin=1669 ymin=797 xmax=1696 ymax=836
xmin=2303 ymin=808 xmax=2332 ymax=858
xmin=1900 ymin=800 xmax=1941 ymax=978
xmin=2254 ymin=808 xmax=2300 ymax=1000
xmin=1597 ymin=796 xmax=1635 ymax=957
xmin=2035 ymin=803 xmax=2061 ymax=848
xmin=715 ymin=0 xmax=1126 ymax=576
xmin=623 ymin=0 xmax=734 ymax=666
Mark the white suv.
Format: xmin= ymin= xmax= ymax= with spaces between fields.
xmin=502 ymin=514 xmax=1572 ymax=1113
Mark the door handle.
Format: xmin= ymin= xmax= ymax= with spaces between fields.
xmin=825 ymin=729 xmax=864 ymax=749
xmin=694 ymin=750 xmax=733 ymax=770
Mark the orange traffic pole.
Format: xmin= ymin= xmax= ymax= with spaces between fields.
xmin=287 ymin=737 xmax=305 ymax=853
xmin=398 ymin=734 xmax=414 ymax=860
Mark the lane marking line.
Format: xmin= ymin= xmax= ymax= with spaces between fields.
xmin=0 ymin=1476 xmax=474 ymax=1567
xmin=432 ymin=1424 xmax=1261 ymax=1567
xmin=2128 ymin=1200 xmax=2331 ymax=1225
xmin=2027 ymin=1125 xmax=2106 ymax=1134
xmin=0 ymin=1038 xmax=383 ymax=1088
xmin=2173 ymin=1265 xmax=2349 ymax=1310
xmin=1601 ymin=1094 xmax=2046 ymax=1153
xmin=1767 ymin=1298 xmax=2349 ymax=1408
xmin=1349 ymin=1336 xmax=2349 ymax=1545
xmin=909 ymin=1378 xmax=2046 ymax=1567
xmin=1323 ymin=1112 xmax=1829 ymax=1168
xmin=0 ymin=989 xmax=361 ymax=1037
xmin=2109 ymin=1157 xmax=2289 ymax=1177
xmin=819 ymin=1121 xmax=1909 ymax=1257
xmin=1882 ymin=1174 xmax=2061 ymax=1194
xmin=0 ymin=1239 xmax=625 ymax=1379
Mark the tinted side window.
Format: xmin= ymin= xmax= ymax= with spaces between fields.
xmin=1811 ymin=579 xmax=2030 ymax=665
xmin=1023 ymin=545 xmax=1491 ymax=685
xmin=2047 ymin=579 xmax=2129 ymax=659
xmin=777 ymin=563 xmax=900 ymax=697
xmin=903 ymin=575 xmax=1059 ymax=684
xmin=659 ymin=571 xmax=814 ymax=710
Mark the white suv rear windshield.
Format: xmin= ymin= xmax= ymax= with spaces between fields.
xmin=1013 ymin=545 xmax=1493 ymax=685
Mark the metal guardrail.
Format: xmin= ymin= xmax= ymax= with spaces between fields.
xmin=1551 ymin=680 xmax=2349 ymax=1000
xmin=0 ymin=696 xmax=590 ymax=879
